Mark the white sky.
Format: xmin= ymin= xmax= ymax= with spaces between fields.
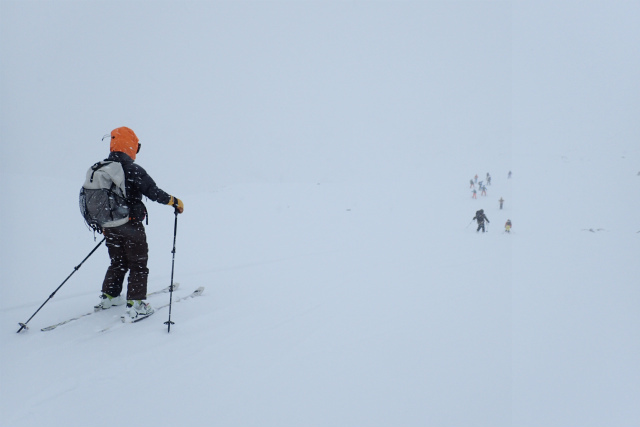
xmin=3 ymin=1 xmax=637 ymax=190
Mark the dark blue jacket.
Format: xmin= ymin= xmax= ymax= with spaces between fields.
xmin=107 ymin=151 xmax=171 ymax=222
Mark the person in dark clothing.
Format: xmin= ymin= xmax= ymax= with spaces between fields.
xmin=95 ymin=126 xmax=184 ymax=320
xmin=472 ymin=209 xmax=490 ymax=233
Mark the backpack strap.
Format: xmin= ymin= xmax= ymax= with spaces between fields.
xmin=89 ymin=162 xmax=109 ymax=183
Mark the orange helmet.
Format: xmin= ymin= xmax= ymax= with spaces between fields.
xmin=110 ymin=126 xmax=140 ymax=161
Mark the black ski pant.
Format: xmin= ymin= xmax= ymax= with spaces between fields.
xmin=477 ymin=222 xmax=486 ymax=232
xmin=102 ymin=221 xmax=149 ymax=301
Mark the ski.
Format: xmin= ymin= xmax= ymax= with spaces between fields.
xmin=121 ymin=286 xmax=205 ymax=324
xmin=40 ymin=283 xmax=180 ymax=332
xmin=100 ymin=286 xmax=204 ymax=332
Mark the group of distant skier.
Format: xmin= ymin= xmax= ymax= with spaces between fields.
xmin=469 ymin=171 xmax=513 ymax=234
xmin=469 ymin=173 xmax=490 ymax=199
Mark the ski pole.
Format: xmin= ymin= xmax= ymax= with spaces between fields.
xmin=164 ymin=206 xmax=179 ymax=333
xmin=17 ymin=237 xmax=106 ymax=333
xmin=465 ymin=219 xmax=474 ymax=228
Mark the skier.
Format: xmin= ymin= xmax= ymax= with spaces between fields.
xmin=499 ymin=197 xmax=504 ymax=209
xmin=505 ymin=219 xmax=512 ymax=233
xmin=480 ymin=185 xmax=487 ymax=196
xmin=473 ymin=209 xmax=490 ymax=233
xmin=94 ymin=127 xmax=184 ymax=321
xmin=472 ymin=188 xmax=477 ymax=199
xmin=508 ymin=170 xmax=512 ymax=179
xmin=470 ymin=179 xmax=475 ymax=189
xmin=487 ymin=174 xmax=492 ymax=186
xmin=474 ymin=174 xmax=478 ymax=183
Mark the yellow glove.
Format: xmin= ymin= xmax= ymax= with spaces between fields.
xmin=168 ymin=196 xmax=184 ymax=214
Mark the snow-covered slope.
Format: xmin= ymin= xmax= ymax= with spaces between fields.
xmin=2 ymin=151 xmax=638 ymax=427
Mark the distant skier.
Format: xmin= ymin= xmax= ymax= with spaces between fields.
xmin=472 ymin=188 xmax=477 ymax=199
xmin=473 ymin=209 xmax=490 ymax=233
xmin=505 ymin=219 xmax=512 ymax=233
xmin=470 ymin=179 xmax=475 ymax=189
xmin=499 ymin=197 xmax=504 ymax=209
xmin=474 ymin=174 xmax=478 ymax=183
xmin=480 ymin=185 xmax=487 ymax=196
xmin=487 ymin=174 xmax=492 ymax=185
xmin=508 ymin=170 xmax=512 ymax=179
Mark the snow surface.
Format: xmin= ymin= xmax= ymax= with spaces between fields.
xmin=1 ymin=1 xmax=639 ymax=427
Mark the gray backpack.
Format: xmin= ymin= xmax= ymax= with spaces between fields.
xmin=79 ymin=161 xmax=129 ymax=232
